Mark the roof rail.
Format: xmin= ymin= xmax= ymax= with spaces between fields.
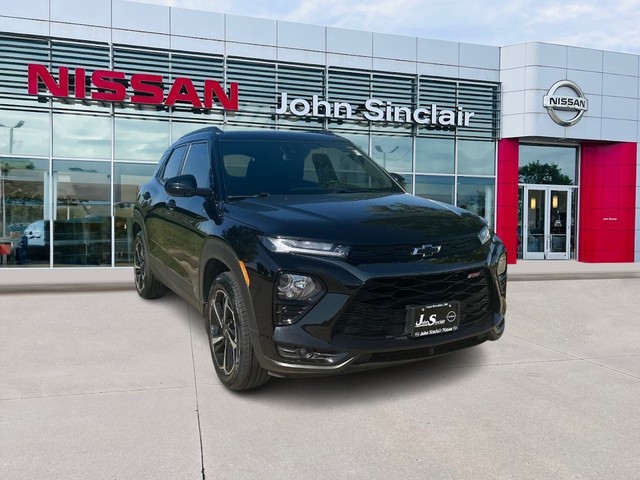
xmin=176 ymin=126 xmax=223 ymax=141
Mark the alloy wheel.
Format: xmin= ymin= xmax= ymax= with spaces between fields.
xmin=209 ymin=288 xmax=239 ymax=376
xmin=134 ymin=238 xmax=146 ymax=292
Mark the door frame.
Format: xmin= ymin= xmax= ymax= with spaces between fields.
xmin=522 ymin=185 xmax=573 ymax=260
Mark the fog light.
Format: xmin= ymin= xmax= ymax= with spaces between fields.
xmin=497 ymin=251 xmax=507 ymax=276
xmin=277 ymin=273 xmax=322 ymax=300
xmin=277 ymin=345 xmax=344 ymax=364
xmin=298 ymin=348 xmax=314 ymax=359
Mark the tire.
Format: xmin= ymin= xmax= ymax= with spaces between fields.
xmin=133 ymin=231 xmax=167 ymax=299
xmin=206 ymin=272 xmax=269 ymax=391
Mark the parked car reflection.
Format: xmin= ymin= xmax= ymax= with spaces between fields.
xmin=15 ymin=217 xmax=111 ymax=265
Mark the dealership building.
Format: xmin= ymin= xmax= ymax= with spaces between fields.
xmin=0 ymin=0 xmax=639 ymax=275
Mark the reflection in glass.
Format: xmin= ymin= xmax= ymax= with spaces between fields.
xmin=53 ymin=160 xmax=111 ymax=266
xmin=0 ymin=110 xmax=50 ymax=157
xmin=371 ymin=135 xmax=412 ymax=172
xmin=171 ymin=121 xmax=213 ymax=143
xmin=53 ymin=112 xmax=112 ymax=159
xmin=550 ymin=189 xmax=568 ymax=253
xmin=457 ymin=140 xmax=495 ymax=175
xmin=338 ymin=133 xmax=370 ymax=155
xmin=114 ymin=163 xmax=156 ymax=265
xmin=415 ymin=137 xmax=454 ymax=174
xmin=526 ymin=189 xmax=545 ymax=253
xmin=0 ymin=158 xmax=49 ymax=267
xmin=415 ymin=175 xmax=454 ymax=204
xmin=115 ymin=117 xmax=169 ymax=161
xmin=519 ymin=144 xmax=577 ymax=185
xmin=457 ymin=176 xmax=495 ymax=228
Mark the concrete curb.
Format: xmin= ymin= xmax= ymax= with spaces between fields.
xmin=1 ymin=262 xmax=639 ymax=293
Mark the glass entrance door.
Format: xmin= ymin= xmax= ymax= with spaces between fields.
xmin=523 ymin=186 xmax=573 ymax=260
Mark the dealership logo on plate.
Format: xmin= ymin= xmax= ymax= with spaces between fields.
xmin=543 ymin=80 xmax=588 ymax=126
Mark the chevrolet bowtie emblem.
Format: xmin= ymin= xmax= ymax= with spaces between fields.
xmin=411 ymin=244 xmax=442 ymax=258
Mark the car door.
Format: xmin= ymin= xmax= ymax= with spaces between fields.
xmin=143 ymin=144 xmax=188 ymax=288
xmin=163 ymin=140 xmax=214 ymax=303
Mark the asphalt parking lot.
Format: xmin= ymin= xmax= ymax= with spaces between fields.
xmin=1 ymin=277 xmax=639 ymax=480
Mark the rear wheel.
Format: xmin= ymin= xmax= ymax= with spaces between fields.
xmin=206 ymin=272 xmax=269 ymax=391
xmin=133 ymin=231 xmax=167 ymax=299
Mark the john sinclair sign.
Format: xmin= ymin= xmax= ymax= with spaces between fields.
xmin=27 ymin=64 xmax=478 ymax=128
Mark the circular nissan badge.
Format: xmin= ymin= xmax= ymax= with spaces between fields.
xmin=543 ymin=80 xmax=588 ymax=126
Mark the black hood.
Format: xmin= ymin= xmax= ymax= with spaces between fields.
xmin=224 ymin=192 xmax=486 ymax=246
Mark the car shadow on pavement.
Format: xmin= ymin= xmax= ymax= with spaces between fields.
xmin=150 ymin=288 xmax=489 ymax=403
xmin=238 ymin=346 xmax=488 ymax=405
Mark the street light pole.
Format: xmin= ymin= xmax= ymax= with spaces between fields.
xmin=374 ymin=144 xmax=399 ymax=166
xmin=0 ymin=120 xmax=25 ymax=154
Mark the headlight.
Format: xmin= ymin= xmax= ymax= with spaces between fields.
xmin=274 ymin=273 xmax=326 ymax=326
xmin=260 ymin=236 xmax=350 ymax=258
xmin=478 ymin=226 xmax=491 ymax=246
xmin=277 ymin=274 xmax=322 ymax=300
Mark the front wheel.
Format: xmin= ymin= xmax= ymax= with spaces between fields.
xmin=133 ymin=231 xmax=167 ymax=299
xmin=206 ymin=272 xmax=269 ymax=391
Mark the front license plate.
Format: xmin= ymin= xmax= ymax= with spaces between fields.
xmin=405 ymin=302 xmax=460 ymax=337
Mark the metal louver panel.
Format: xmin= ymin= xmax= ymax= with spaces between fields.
xmin=0 ymin=35 xmax=49 ymax=101
xmin=226 ymin=58 xmax=276 ymax=125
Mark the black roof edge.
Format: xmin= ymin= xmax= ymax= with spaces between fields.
xmin=175 ymin=126 xmax=223 ymax=142
xmin=174 ymin=127 xmax=344 ymax=144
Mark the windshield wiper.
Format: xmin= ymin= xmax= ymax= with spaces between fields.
xmin=227 ymin=192 xmax=271 ymax=200
xmin=330 ymin=187 xmax=392 ymax=194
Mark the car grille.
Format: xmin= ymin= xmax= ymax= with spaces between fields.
xmin=333 ymin=268 xmax=492 ymax=338
xmin=347 ymin=235 xmax=481 ymax=264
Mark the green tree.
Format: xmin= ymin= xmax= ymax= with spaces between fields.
xmin=519 ymin=161 xmax=572 ymax=185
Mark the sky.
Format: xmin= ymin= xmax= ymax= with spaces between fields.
xmin=139 ymin=0 xmax=640 ymax=55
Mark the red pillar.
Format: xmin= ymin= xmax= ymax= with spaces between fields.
xmin=496 ymin=139 xmax=520 ymax=264
xmin=579 ymin=142 xmax=637 ymax=262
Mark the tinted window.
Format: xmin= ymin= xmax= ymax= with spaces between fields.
xmin=219 ymin=139 xmax=401 ymax=197
xmin=181 ymin=142 xmax=211 ymax=188
xmin=161 ymin=145 xmax=187 ymax=181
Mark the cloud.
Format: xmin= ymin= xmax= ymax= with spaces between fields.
xmin=137 ymin=0 xmax=640 ymax=53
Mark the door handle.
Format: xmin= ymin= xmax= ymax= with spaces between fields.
xmin=167 ymin=199 xmax=176 ymax=211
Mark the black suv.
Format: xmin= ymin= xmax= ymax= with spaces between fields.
xmin=133 ymin=127 xmax=506 ymax=391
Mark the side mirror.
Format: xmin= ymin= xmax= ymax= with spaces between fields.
xmin=164 ymin=174 xmax=211 ymax=197
xmin=389 ymin=172 xmax=407 ymax=191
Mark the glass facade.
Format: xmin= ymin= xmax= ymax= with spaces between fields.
xmin=0 ymin=32 xmax=500 ymax=268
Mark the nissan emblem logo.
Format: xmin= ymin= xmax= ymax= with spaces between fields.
xmin=543 ymin=80 xmax=588 ymax=127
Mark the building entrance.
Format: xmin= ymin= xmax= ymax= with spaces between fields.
xmin=522 ymin=186 xmax=574 ymax=260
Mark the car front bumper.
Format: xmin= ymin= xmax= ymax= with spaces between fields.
xmin=244 ymin=240 xmax=507 ymax=378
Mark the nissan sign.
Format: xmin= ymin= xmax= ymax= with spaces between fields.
xmin=543 ymin=80 xmax=588 ymax=126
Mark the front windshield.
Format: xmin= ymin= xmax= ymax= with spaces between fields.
xmin=219 ymin=138 xmax=402 ymax=198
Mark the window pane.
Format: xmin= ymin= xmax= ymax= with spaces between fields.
xmin=53 ymin=160 xmax=111 ymax=266
xmin=182 ymin=142 xmax=211 ymax=188
xmin=457 ymin=140 xmax=495 ymax=175
xmin=0 ymin=158 xmax=49 ymax=267
xmin=415 ymin=137 xmax=454 ymax=174
xmin=338 ymin=133 xmax=369 ymax=154
xmin=171 ymin=121 xmax=212 ymax=143
xmin=114 ymin=162 xmax=156 ymax=265
xmin=457 ymin=176 xmax=495 ymax=228
xmin=0 ymin=110 xmax=50 ymax=157
xmin=115 ymin=117 xmax=169 ymax=161
xmin=415 ymin=175 xmax=454 ymax=204
xmin=371 ymin=135 xmax=412 ymax=172
xmin=162 ymin=146 xmax=187 ymax=181
xmin=53 ymin=112 xmax=112 ymax=159
xmin=519 ymin=145 xmax=577 ymax=185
